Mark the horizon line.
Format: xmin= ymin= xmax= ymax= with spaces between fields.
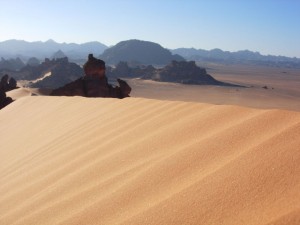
xmin=0 ymin=38 xmax=299 ymax=59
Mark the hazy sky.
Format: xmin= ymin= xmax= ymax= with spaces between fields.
xmin=0 ymin=0 xmax=299 ymax=57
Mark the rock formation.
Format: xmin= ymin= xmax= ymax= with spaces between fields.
xmin=0 ymin=74 xmax=16 ymax=110
xmin=0 ymin=74 xmax=18 ymax=92
xmin=106 ymin=60 xmax=238 ymax=86
xmin=143 ymin=60 xmax=221 ymax=85
xmin=51 ymin=77 xmax=131 ymax=99
xmin=0 ymin=88 xmax=13 ymax=110
xmin=51 ymin=54 xmax=131 ymax=98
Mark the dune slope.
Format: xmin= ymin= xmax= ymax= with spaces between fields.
xmin=0 ymin=96 xmax=299 ymax=225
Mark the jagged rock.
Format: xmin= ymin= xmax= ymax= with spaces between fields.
xmin=0 ymin=74 xmax=18 ymax=92
xmin=8 ymin=77 xmax=17 ymax=90
xmin=51 ymin=76 xmax=131 ymax=98
xmin=51 ymin=55 xmax=131 ymax=98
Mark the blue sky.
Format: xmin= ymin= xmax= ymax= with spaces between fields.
xmin=0 ymin=0 xmax=299 ymax=57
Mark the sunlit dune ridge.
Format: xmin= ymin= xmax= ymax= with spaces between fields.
xmin=0 ymin=96 xmax=299 ymax=225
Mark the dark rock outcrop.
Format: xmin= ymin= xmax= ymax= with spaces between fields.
xmin=51 ymin=77 xmax=131 ymax=99
xmin=0 ymin=74 xmax=18 ymax=92
xmin=0 ymin=89 xmax=13 ymax=110
xmin=8 ymin=77 xmax=17 ymax=90
xmin=0 ymin=74 xmax=16 ymax=110
xmin=100 ymin=40 xmax=185 ymax=65
xmin=106 ymin=60 xmax=238 ymax=86
xmin=51 ymin=54 xmax=131 ymax=98
xmin=106 ymin=62 xmax=156 ymax=80
xmin=143 ymin=60 xmax=221 ymax=85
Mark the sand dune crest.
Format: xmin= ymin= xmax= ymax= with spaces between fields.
xmin=0 ymin=96 xmax=299 ymax=225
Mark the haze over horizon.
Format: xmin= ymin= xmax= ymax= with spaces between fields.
xmin=0 ymin=0 xmax=299 ymax=58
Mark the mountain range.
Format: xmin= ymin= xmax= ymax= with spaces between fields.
xmin=171 ymin=48 xmax=300 ymax=68
xmin=0 ymin=39 xmax=300 ymax=68
xmin=0 ymin=39 xmax=108 ymax=61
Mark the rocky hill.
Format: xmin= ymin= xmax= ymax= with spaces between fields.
xmin=100 ymin=40 xmax=184 ymax=65
xmin=107 ymin=60 xmax=237 ymax=86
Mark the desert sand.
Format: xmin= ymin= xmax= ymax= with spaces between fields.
xmin=0 ymin=96 xmax=300 ymax=225
xmin=128 ymin=64 xmax=300 ymax=112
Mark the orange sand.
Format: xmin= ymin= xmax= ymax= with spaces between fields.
xmin=0 ymin=96 xmax=299 ymax=225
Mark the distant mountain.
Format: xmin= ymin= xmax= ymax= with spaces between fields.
xmin=171 ymin=48 xmax=300 ymax=68
xmin=0 ymin=39 xmax=108 ymax=60
xmin=52 ymin=50 xmax=66 ymax=59
xmin=100 ymin=40 xmax=185 ymax=65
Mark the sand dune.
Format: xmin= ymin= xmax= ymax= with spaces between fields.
xmin=0 ymin=96 xmax=299 ymax=225
xmin=128 ymin=78 xmax=300 ymax=112
xmin=6 ymin=88 xmax=33 ymax=100
xmin=6 ymin=88 xmax=52 ymax=100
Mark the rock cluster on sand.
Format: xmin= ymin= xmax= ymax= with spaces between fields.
xmin=51 ymin=54 xmax=131 ymax=98
xmin=51 ymin=77 xmax=131 ymax=99
xmin=142 ymin=60 xmax=220 ymax=85
xmin=107 ymin=60 xmax=236 ymax=86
